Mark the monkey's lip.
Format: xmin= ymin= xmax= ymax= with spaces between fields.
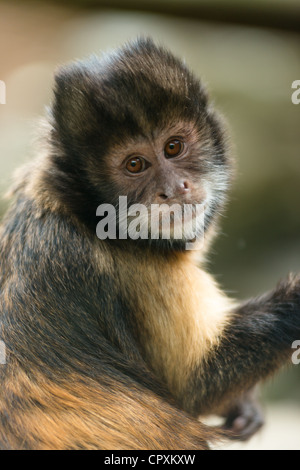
xmin=146 ymin=202 xmax=206 ymax=230
xmin=170 ymin=204 xmax=205 ymax=221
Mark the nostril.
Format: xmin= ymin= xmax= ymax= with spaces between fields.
xmin=179 ymin=181 xmax=189 ymax=194
xmin=159 ymin=193 xmax=168 ymax=201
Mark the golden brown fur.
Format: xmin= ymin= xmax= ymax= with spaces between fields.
xmin=0 ymin=368 xmax=215 ymax=450
xmin=1 ymin=38 xmax=299 ymax=450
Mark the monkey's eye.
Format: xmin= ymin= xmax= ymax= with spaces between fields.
xmin=125 ymin=157 xmax=146 ymax=174
xmin=164 ymin=139 xmax=184 ymax=158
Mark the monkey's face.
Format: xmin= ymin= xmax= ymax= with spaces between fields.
xmin=98 ymin=120 xmax=227 ymax=244
xmin=52 ymin=38 xmax=232 ymax=247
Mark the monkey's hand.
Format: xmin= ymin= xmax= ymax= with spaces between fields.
xmin=220 ymin=388 xmax=264 ymax=441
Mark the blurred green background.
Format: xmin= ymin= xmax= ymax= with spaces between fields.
xmin=0 ymin=0 xmax=299 ymax=449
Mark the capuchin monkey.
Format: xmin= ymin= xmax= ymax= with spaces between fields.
xmin=0 ymin=37 xmax=299 ymax=450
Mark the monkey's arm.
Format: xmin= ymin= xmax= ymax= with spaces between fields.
xmin=184 ymin=275 xmax=300 ymax=419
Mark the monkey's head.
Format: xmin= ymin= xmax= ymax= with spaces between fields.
xmin=49 ymin=37 xmax=232 ymax=249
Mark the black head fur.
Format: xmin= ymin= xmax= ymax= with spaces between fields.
xmin=46 ymin=37 xmax=230 ymax=236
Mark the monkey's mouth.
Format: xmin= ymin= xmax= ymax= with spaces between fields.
xmin=110 ymin=199 xmax=207 ymax=243
xmin=149 ymin=203 xmax=206 ymax=241
xmin=169 ymin=204 xmax=205 ymax=224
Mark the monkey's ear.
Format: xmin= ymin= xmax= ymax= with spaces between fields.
xmin=51 ymin=62 xmax=99 ymax=146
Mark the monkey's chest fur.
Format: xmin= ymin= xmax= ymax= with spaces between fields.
xmin=113 ymin=248 xmax=231 ymax=403
xmin=0 ymin=198 xmax=230 ymax=420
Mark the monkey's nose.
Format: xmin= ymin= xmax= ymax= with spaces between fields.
xmin=157 ymin=181 xmax=189 ymax=202
xmin=158 ymin=193 xmax=169 ymax=201
xmin=178 ymin=181 xmax=189 ymax=195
